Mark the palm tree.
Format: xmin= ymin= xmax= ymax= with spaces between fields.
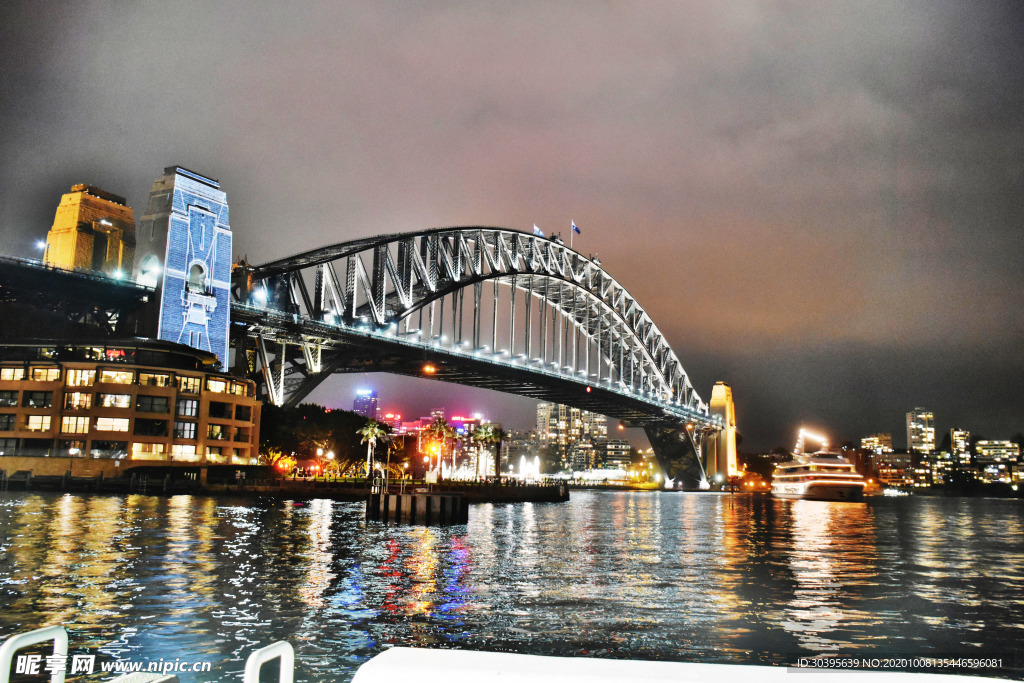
xmin=469 ymin=424 xmax=494 ymax=479
xmin=423 ymin=416 xmax=454 ymax=476
xmin=489 ymin=426 xmax=507 ymax=481
xmin=358 ymin=419 xmax=389 ymax=478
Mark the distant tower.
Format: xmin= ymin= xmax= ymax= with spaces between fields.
xmin=707 ymin=381 xmax=738 ymax=479
xmin=353 ymin=389 xmax=379 ymax=419
xmin=906 ymin=408 xmax=935 ymax=454
xmin=133 ymin=167 xmax=232 ymax=371
xmin=43 ymin=184 xmax=135 ymax=277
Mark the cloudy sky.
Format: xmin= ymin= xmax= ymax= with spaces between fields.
xmin=2 ymin=1 xmax=1022 ymax=451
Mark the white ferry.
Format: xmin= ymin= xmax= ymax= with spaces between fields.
xmin=771 ymin=428 xmax=867 ymax=501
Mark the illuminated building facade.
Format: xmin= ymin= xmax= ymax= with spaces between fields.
xmin=861 ymin=433 xmax=893 ymax=455
xmin=43 ymin=185 xmax=135 ymax=277
xmin=536 ymin=402 xmax=608 ymax=449
xmin=906 ymin=407 xmax=935 ymax=454
xmin=353 ymin=389 xmax=379 ymax=419
xmin=974 ymin=440 xmax=1019 ymax=465
xmin=0 ymin=340 xmax=259 ymax=478
xmin=950 ymin=428 xmax=971 ymax=466
xmin=134 ymin=167 xmax=232 ymax=371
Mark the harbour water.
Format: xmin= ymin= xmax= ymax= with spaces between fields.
xmin=1 ymin=490 xmax=1022 ymax=681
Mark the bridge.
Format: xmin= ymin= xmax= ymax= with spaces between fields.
xmin=227 ymin=227 xmax=734 ymax=482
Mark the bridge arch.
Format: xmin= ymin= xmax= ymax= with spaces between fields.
xmin=230 ymin=227 xmax=722 ymax=481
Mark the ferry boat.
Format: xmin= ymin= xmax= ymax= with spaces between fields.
xmin=771 ymin=428 xmax=866 ymax=501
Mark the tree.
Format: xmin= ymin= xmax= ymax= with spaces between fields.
xmin=422 ymin=416 xmax=454 ymax=474
xmin=358 ymin=419 xmax=390 ymax=477
xmin=489 ymin=426 xmax=507 ymax=480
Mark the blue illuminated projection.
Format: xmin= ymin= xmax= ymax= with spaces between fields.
xmin=150 ymin=168 xmax=232 ymax=370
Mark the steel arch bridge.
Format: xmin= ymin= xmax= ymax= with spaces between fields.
xmin=229 ymin=227 xmax=723 ymax=480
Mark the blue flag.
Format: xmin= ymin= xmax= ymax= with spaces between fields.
xmin=572 ymin=220 xmax=580 ymax=235
xmin=533 ymin=224 xmax=544 ymax=237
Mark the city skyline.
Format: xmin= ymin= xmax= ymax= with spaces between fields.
xmin=2 ymin=2 xmax=1022 ymax=451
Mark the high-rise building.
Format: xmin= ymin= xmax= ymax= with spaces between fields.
xmin=43 ymin=184 xmax=135 ymax=277
xmin=861 ymin=433 xmax=893 ymax=455
xmin=950 ymin=428 xmax=971 ymax=466
xmin=906 ymin=408 xmax=935 ymax=454
xmin=134 ymin=167 xmax=232 ymax=371
xmin=353 ymin=389 xmax=378 ymax=419
xmin=536 ymin=402 xmax=607 ymax=450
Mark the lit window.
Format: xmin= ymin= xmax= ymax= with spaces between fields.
xmin=138 ymin=372 xmax=171 ymax=387
xmin=177 ymin=376 xmax=201 ymax=394
xmin=99 ymin=369 xmax=134 ymax=384
xmin=0 ymin=368 xmax=25 ymax=381
xmin=61 ymin=416 xmax=90 ymax=434
xmin=98 ymin=394 xmax=132 ymax=408
xmin=64 ymin=392 xmax=92 ymax=410
xmin=207 ymin=378 xmax=228 ymax=394
xmin=131 ymin=443 xmax=166 ymax=460
xmin=171 ymin=444 xmax=200 ymax=461
xmin=0 ymin=390 xmax=19 ymax=407
xmin=174 ymin=420 xmax=197 ymax=439
xmin=29 ymin=367 xmax=60 ymax=382
xmin=95 ymin=417 xmax=130 ymax=432
xmin=26 ymin=415 xmax=51 ymax=431
xmin=208 ymin=424 xmax=229 ymax=440
xmin=65 ymin=369 xmax=96 ymax=387
xmin=231 ymin=382 xmax=247 ymax=396
xmin=176 ymin=399 xmax=198 ymax=417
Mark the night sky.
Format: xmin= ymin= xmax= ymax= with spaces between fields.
xmin=2 ymin=2 xmax=1022 ymax=452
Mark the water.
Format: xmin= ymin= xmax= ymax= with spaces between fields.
xmin=1 ymin=491 xmax=1022 ymax=681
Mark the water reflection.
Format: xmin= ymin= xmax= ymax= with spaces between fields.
xmin=0 ymin=491 xmax=1022 ymax=682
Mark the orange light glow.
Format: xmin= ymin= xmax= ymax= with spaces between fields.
xmin=423 ymin=363 xmax=437 ymax=374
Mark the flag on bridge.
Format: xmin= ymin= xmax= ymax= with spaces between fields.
xmin=572 ymin=220 xmax=580 ymax=235
xmin=533 ymin=224 xmax=544 ymax=237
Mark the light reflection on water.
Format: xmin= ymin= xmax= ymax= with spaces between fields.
xmin=0 ymin=491 xmax=1022 ymax=681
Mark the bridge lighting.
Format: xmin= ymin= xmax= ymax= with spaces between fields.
xmin=586 ymin=386 xmax=591 ymax=393
xmin=36 ymin=239 xmax=47 ymax=251
xmin=253 ymin=287 xmax=268 ymax=305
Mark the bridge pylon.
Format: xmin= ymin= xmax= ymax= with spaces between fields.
xmin=705 ymin=381 xmax=738 ymax=481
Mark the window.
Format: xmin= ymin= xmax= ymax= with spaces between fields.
xmin=22 ymin=391 xmax=53 ymax=408
xmin=98 ymin=394 xmax=132 ymax=408
xmin=231 ymin=382 xmax=247 ymax=396
xmin=207 ymin=378 xmax=228 ymax=394
xmin=234 ymin=428 xmax=250 ymax=442
xmin=99 ymin=369 xmax=134 ymax=384
xmin=176 ymin=399 xmax=198 ymax=417
xmin=209 ymin=401 xmax=232 ymax=419
xmin=26 ymin=415 xmax=51 ymax=431
xmin=29 ymin=367 xmax=60 ymax=382
xmin=95 ymin=417 xmax=130 ymax=432
xmin=64 ymin=392 xmax=92 ymax=410
xmin=0 ymin=437 xmax=17 ymax=454
xmin=187 ymin=263 xmax=206 ymax=293
xmin=59 ymin=440 xmax=86 ymax=456
xmin=206 ymin=445 xmax=224 ymax=461
xmin=207 ymin=424 xmax=229 ymax=440
xmin=235 ymin=405 xmax=252 ymax=421
xmin=65 ymin=369 xmax=95 ymax=387
xmin=131 ymin=443 xmax=166 ymax=460
xmin=174 ymin=421 xmax=197 ymax=439
xmin=0 ymin=391 xmax=17 ymax=407
xmin=0 ymin=368 xmax=25 ymax=381
xmin=61 ymin=416 xmax=90 ymax=434
xmin=90 ymin=440 xmax=128 ymax=459
xmin=171 ymin=444 xmax=198 ymax=460
xmin=0 ymin=414 xmax=15 ymax=431
xmin=138 ymin=372 xmax=171 ymax=387
xmin=134 ymin=418 xmax=167 ymax=437
xmin=177 ymin=376 xmax=201 ymax=394
xmin=136 ymin=395 xmax=169 ymax=413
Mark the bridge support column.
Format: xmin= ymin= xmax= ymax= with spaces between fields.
xmin=644 ymin=424 xmax=704 ymax=488
xmin=706 ymin=382 xmax=738 ymax=481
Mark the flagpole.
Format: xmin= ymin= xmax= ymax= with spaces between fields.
xmin=570 ymin=219 xmax=574 ymax=250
